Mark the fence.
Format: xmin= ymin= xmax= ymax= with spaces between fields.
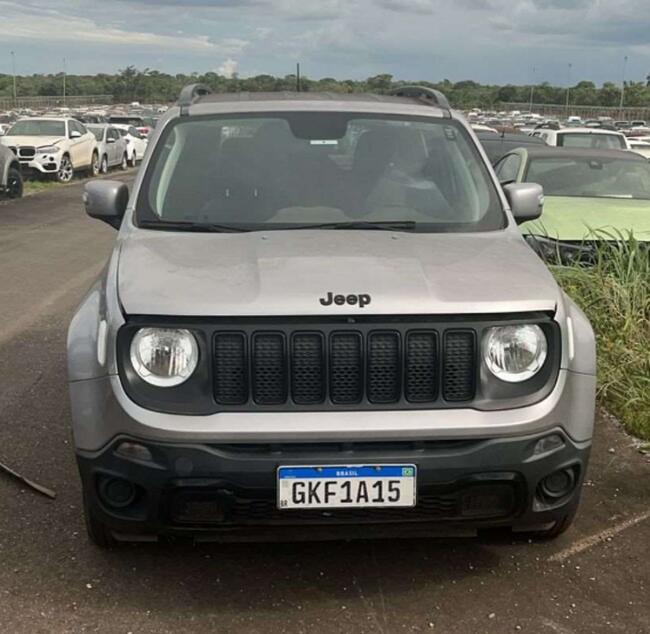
xmin=500 ymin=102 xmax=650 ymax=121
xmin=0 ymin=94 xmax=113 ymax=110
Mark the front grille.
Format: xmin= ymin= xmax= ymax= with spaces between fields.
xmin=17 ymin=146 xmax=35 ymax=159
xmin=213 ymin=326 xmax=477 ymax=409
xmin=168 ymin=483 xmax=518 ymax=527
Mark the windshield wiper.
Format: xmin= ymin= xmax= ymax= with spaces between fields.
xmin=139 ymin=220 xmax=250 ymax=233
xmin=280 ymin=220 xmax=418 ymax=232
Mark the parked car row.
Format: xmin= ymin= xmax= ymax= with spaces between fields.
xmin=0 ymin=116 xmax=149 ymax=198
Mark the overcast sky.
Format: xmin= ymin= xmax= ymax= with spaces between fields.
xmin=1 ymin=0 xmax=647 ymax=85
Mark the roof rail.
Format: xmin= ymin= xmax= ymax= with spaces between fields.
xmin=178 ymin=83 xmax=212 ymax=115
xmin=388 ymin=85 xmax=451 ymax=114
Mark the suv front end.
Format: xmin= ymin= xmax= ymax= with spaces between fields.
xmin=68 ymin=86 xmax=597 ymax=547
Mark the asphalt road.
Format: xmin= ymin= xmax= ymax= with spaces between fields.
xmin=0 ymin=178 xmax=649 ymax=634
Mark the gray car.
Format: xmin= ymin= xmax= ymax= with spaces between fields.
xmin=0 ymin=143 xmax=22 ymax=199
xmin=87 ymin=124 xmax=129 ymax=174
xmin=68 ymin=85 xmax=596 ymax=547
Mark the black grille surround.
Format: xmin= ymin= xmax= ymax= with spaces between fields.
xmin=117 ymin=313 xmax=561 ymax=415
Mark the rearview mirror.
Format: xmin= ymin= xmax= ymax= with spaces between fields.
xmin=83 ymin=180 xmax=129 ymax=229
xmin=503 ymin=183 xmax=544 ymax=225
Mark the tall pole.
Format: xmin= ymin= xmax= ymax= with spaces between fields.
xmin=62 ymin=57 xmax=67 ymax=106
xmin=296 ymin=63 xmax=301 ymax=92
xmin=565 ymin=63 xmax=572 ymax=118
xmin=10 ymin=51 xmax=16 ymax=107
xmin=619 ymin=55 xmax=628 ymax=119
xmin=529 ymin=66 xmax=536 ymax=113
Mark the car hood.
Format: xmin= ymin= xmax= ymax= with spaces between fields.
xmin=117 ymin=229 xmax=560 ymax=317
xmin=522 ymin=196 xmax=650 ymax=242
xmin=0 ymin=135 xmax=65 ymax=147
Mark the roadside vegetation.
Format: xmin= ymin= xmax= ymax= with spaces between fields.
xmin=552 ymin=235 xmax=650 ymax=441
xmin=3 ymin=67 xmax=650 ymax=109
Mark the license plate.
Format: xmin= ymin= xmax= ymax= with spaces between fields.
xmin=277 ymin=465 xmax=417 ymax=509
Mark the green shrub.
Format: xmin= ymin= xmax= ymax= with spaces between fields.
xmin=552 ymin=233 xmax=650 ymax=440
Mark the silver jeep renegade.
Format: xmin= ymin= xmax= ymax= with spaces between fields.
xmin=68 ymin=85 xmax=596 ymax=547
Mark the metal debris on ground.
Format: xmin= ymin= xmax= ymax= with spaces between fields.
xmin=0 ymin=459 xmax=57 ymax=499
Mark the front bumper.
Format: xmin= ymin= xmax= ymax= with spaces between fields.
xmin=78 ymin=429 xmax=590 ymax=540
xmin=20 ymin=152 xmax=62 ymax=175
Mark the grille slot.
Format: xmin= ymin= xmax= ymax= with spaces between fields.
xmin=214 ymin=333 xmax=248 ymax=405
xmin=330 ymin=332 xmax=363 ymax=404
xmin=252 ymin=333 xmax=287 ymax=405
xmin=291 ymin=333 xmax=325 ymax=405
xmin=443 ymin=331 xmax=476 ymax=402
xmin=405 ymin=331 xmax=438 ymax=402
xmin=367 ymin=331 xmax=401 ymax=403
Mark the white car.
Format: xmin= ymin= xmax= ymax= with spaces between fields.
xmin=0 ymin=117 xmax=99 ymax=182
xmin=628 ymin=140 xmax=650 ymax=160
xmin=87 ymin=124 xmax=129 ymax=173
xmin=530 ymin=127 xmax=631 ymax=151
xmin=111 ymin=124 xmax=147 ymax=167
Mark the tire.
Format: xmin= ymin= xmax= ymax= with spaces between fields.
xmin=120 ymin=153 xmax=128 ymax=171
xmin=5 ymin=166 xmax=23 ymax=199
xmin=100 ymin=155 xmax=108 ymax=175
xmin=89 ymin=151 xmax=100 ymax=177
xmin=56 ymin=155 xmax=74 ymax=183
xmin=129 ymin=151 xmax=137 ymax=168
xmin=83 ymin=497 xmax=117 ymax=549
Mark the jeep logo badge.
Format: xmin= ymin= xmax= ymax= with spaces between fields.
xmin=319 ymin=292 xmax=372 ymax=309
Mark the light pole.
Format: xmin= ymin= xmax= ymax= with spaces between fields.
xmin=10 ymin=51 xmax=17 ymax=107
xmin=619 ymin=55 xmax=628 ymax=119
xmin=529 ymin=66 xmax=536 ymax=113
xmin=565 ymin=63 xmax=572 ymax=119
xmin=63 ymin=57 xmax=67 ymax=106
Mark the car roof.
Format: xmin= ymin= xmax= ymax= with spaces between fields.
xmin=187 ymin=91 xmax=450 ymax=119
xmin=476 ymin=131 xmax=546 ymax=144
xmin=523 ymin=147 xmax=644 ymax=161
xmin=556 ymin=127 xmax=624 ymax=135
xmin=16 ymin=117 xmax=69 ymax=122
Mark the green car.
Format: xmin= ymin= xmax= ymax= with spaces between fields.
xmin=494 ymin=147 xmax=650 ymax=256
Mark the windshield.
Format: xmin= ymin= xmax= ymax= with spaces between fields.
xmin=8 ymin=120 xmax=66 ymax=137
xmin=558 ymin=132 xmax=626 ymax=150
xmin=110 ymin=116 xmax=143 ymax=126
xmin=526 ymin=157 xmax=650 ymax=200
xmin=88 ymin=126 xmax=104 ymax=142
xmin=138 ymin=113 xmax=504 ymax=232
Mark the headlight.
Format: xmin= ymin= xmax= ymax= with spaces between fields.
xmin=483 ymin=325 xmax=547 ymax=383
xmin=130 ymin=328 xmax=199 ymax=387
xmin=37 ymin=145 xmax=61 ymax=154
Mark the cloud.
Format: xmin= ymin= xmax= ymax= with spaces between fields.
xmin=218 ymin=58 xmax=239 ymax=77
xmin=375 ymin=0 xmax=434 ymax=14
xmin=0 ymin=1 xmax=248 ymax=54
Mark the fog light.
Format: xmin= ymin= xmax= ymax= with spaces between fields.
xmin=533 ymin=434 xmax=565 ymax=456
xmin=539 ymin=468 xmax=576 ymax=501
xmin=115 ymin=442 xmax=153 ymax=462
xmin=99 ymin=477 xmax=136 ymax=509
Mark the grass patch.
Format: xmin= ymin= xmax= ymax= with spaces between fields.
xmin=551 ymin=235 xmax=650 ymax=440
xmin=23 ymin=178 xmax=61 ymax=196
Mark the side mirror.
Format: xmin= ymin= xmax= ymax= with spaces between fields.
xmin=503 ymin=183 xmax=544 ymax=225
xmin=83 ymin=180 xmax=129 ymax=229
xmin=70 ymin=130 xmax=82 ymax=139
xmin=107 ymin=137 xmax=116 ymax=144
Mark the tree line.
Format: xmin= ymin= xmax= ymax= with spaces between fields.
xmin=0 ymin=67 xmax=647 ymax=108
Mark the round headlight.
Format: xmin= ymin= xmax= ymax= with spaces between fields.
xmin=483 ymin=325 xmax=547 ymax=383
xmin=130 ymin=328 xmax=199 ymax=387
